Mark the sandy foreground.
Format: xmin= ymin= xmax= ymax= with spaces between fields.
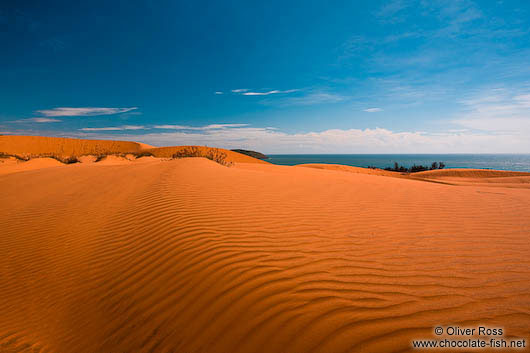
xmin=1 ymin=138 xmax=530 ymax=352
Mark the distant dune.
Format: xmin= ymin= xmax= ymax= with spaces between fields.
xmin=413 ymin=168 xmax=530 ymax=178
xmin=231 ymin=149 xmax=269 ymax=160
xmin=1 ymin=136 xmax=530 ymax=352
xmin=0 ymin=135 xmax=268 ymax=165
xmin=0 ymin=135 xmax=149 ymax=158
xmin=145 ymin=145 xmax=269 ymax=164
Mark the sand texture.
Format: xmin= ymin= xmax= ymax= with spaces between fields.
xmin=1 ymin=138 xmax=530 ymax=352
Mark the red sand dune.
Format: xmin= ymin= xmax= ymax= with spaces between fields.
xmin=1 ymin=137 xmax=530 ymax=352
xmin=0 ymin=135 xmax=150 ymax=158
xmin=0 ymin=135 xmax=264 ymax=166
xmin=145 ymin=145 xmax=269 ymax=164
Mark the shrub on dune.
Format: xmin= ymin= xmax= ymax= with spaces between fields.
xmin=0 ymin=153 xmax=30 ymax=161
xmin=133 ymin=151 xmax=154 ymax=159
xmin=47 ymin=155 xmax=79 ymax=164
xmin=172 ymin=146 xmax=233 ymax=167
xmin=384 ymin=161 xmax=446 ymax=173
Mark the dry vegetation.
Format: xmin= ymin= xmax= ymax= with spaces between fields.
xmin=0 ymin=148 xmax=235 ymax=166
xmin=94 ymin=151 xmax=154 ymax=162
xmin=0 ymin=153 xmax=30 ymax=161
xmin=172 ymin=146 xmax=233 ymax=166
xmin=0 ymin=152 xmax=80 ymax=164
xmin=0 ymin=136 xmax=269 ymax=166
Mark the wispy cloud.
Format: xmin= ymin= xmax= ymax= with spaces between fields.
xmin=241 ymin=89 xmax=300 ymax=96
xmin=80 ymin=125 xmax=145 ymax=131
xmin=376 ymin=0 xmax=411 ymax=23
xmin=153 ymin=125 xmax=195 ymax=130
xmin=37 ymin=107 xmax=138 ymax=117
xmin=364 ymin=108 xmax=383 ymax=112
xmin=227 ymin=88 xmax=300 ymax=96
xmin=375 ymin=0 xmax=482 ymax=28
xmin=242 ymin=90 xmax=281 ymax=96
xmin=261 ymin=92 xmax=345 ymax=106
xmin=153 ymin=123 xmax=248 ymax=130
xmin=11 ymin=117 xmax=61 ymax=123
xmin=206 ymin=123 xmax=249 ymax=129
xmin=342 ymin=0 xmax=527 ymax=84
xmin=454 ymin=87 xmax=530 ymax=133
xmin=223 ymin=87 xmax=342 ymax=106
xmin=514 ymin=94 xmax=530 ymax=107
xmin=214 ymin=91 xmax=223 ymax=95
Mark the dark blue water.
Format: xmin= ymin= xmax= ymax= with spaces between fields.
xmin=266 ymin=154 xmax=530 ymax=172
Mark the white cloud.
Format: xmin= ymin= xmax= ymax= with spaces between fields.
xmin=214 ymin=91 xmax=223 ymax=95
xmin=364 ymin=108 xmax=383 ymax=112
xmin=153 ymin=123 xmax=248 ymax=130
xmin=37 ymin=107 xmax=138 ymax=117
xmin=206 ymin=123 xmax=249 ymax=129
xmin=242 ymin=90 xmax=280 ymax=96
xmin=241 ymin=89 xmax=299 ymax=96
xmin=12 ymin=117 xmax=61 ymax=123
xmin=456 ymin=117 xmax=530 ymax=132
xmin=153 ymin=125 xmax=194 ymax=130
xmin=454 ymin=88 xmax=530 ymax=133
xmin=74 ymin=124 xmax=530 ymax=154
xmin=514 ymin=94 xmax=530 ymax=107
xmin=231 ymin=89 xmax=249 ymax=93
xmin=80 ymin=125 xmax=145 ymax=131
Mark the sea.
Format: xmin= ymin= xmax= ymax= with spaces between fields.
xmin=266 ymin=154 xmax=530 ymax=172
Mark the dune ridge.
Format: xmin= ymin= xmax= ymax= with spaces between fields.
xmin=0 ymin=135 xmax=150 ymax=158
xmin=144 ymin=145 xmax=269 ymax=164
xmin=0 ymin=135 xmax=267 ymax=167
xmin=1 ymin=155 xmax=529 ymax=352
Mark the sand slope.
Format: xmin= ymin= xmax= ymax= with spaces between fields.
xmin=413 ymin=168 xmax=530 ymax=189
xmin=1 ymin=158 xmax=529 ymax=352
xmin=0 ymin=157 xmax=65 ymax=175
xmin=297 ymin=163 xmax=399 ymax=177
xmin=413 ymin=168 xmax=530 ymax=178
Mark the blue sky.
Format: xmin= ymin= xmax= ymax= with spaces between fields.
xmin=2 ymin=0 xmax=530 ymax=153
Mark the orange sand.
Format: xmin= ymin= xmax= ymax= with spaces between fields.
xmin=1 ymin=137 xmax=530 ymax=352
xmin=0 ymin=157 xmax=64 ymax=175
